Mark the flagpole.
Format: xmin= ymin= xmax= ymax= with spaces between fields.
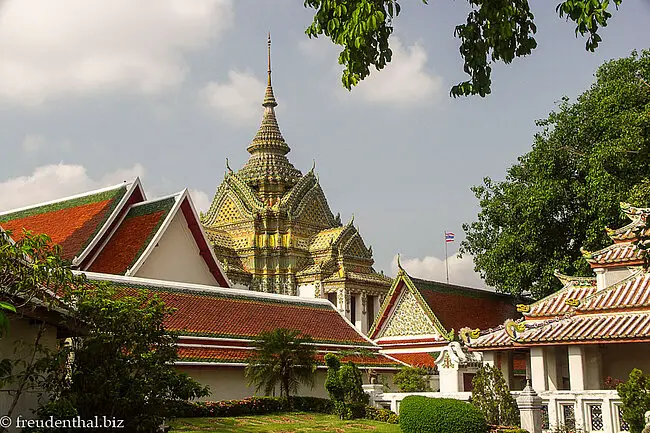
xmin=444 ymin=232 xmax=449 ymax=284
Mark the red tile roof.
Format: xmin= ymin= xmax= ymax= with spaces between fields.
xmin=387 ymin=352 xmax=438 ymax=368
xmin=90 ymin=276 xmax=374 ymax=347
xmin=580 ymin=272 xmax=650 ymax=312
xmin=0 ymin=185 xmax=128 ymax=261
xmin=410 ymin=278 xmax=518 ymax=332
xmin=88 ymin=197 xmax=175 ymax=274
xmin=525 ymin=282 xmax=598 ymax=318
xmin=177 ymin=345 xmax=401 ymax=368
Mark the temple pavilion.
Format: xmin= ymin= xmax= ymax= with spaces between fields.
xmin=465 ymin=202 xmax=650 ymax=432
xmin=201 ymin=36 xmax=392 ymax=333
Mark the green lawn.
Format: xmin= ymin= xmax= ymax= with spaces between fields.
xmin=169 ymin=413 xmax=402 ymax=433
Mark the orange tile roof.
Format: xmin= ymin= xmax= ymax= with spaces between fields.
xmin=94 ymin=277 xmax=374 ymax=347
xmin=387 ymin=352 xmax=438 ymax=368
xmin=0 ymin=185 xmax=128 ymax=261
xmin=88 ymin=197 xmax=175 ymax=274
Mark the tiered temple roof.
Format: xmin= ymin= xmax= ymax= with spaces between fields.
xmin=369 ymin=261 xmax=519 ymax=368
xmin=200 ymin=36 xmax=391 ymax=299
xmin=84 ymin=272 xmax=403 ymax=369
xmin=467 ymin=203 xmax=650 ymax=349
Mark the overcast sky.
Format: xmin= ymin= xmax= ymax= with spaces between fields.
xmin=1 ymin=0 xmax=649 ymax=288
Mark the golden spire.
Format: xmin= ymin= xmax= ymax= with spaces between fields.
xmin=237 ymin=34 xmax=302 ymax=187
xmin=263 ymin=32 xmax=277 ymax=108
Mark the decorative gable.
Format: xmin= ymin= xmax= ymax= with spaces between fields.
xmin=214 ymin=196 xmax=249 ymax=226
xmin=380 ymin=290 xmax=440 ymax=338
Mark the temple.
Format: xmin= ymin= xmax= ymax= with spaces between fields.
xmin=201 ymin=35 xmax=392 ymax=333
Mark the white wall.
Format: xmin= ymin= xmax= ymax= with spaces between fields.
xmin=135 ymin=212 xmax=218 ymax=286
xmin=298 ymin=284 xmax=316 ymax=298
xmin=178 ymin=366 xmax=329 ymax=400
xmin=0 ymin=317 xmax=59 ymax=432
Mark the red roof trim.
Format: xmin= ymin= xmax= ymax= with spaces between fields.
xmin=180 ymin=199 xmax=229 ymax=287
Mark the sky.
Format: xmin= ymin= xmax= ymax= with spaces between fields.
xmin=1 ymin=0 xmax=649 ymax=288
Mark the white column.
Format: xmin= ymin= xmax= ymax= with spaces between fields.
xmin=568 ymin=345 xmax=586 ymax=391
xmin=360 ymin=293 xmax=368 ymax=334
xmin=546 ymin=347 xmax=559 ymax=391
xmin=530 ymin=347 xmax=547 ymax=392
xmin=482 ymin=351 xmax=496 ymax=367
xmin=584 ymin=345 xmax=603 ymax=390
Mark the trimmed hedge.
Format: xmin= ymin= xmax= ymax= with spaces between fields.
xmin=170 ymin=396 xmax=399 ymax=425
xmin=400 ymin=396 xmax=488 ymax=433
xmin=170 ymin=396 xmax=332 ymax=418
xmin=489 ymin=427 xmax=528 ymax=433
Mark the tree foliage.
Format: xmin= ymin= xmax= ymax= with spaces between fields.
xmin=393 ymin=366 xmax=431 ymax=392
xmin=43 ymin=284 xmax=208 ymax=433
xmin=460 ymin=50 xmax=650 ymax=298
xmin=618 ymin=368 xmax=650 ymax=433
xmin=303 ymin=0 xmax=623 ymax=97
xmin=324 ymin=353 xmax=369 ymax=420
xmin=246 ymin=328 xmax=317 ymax=400
xmin=471 ymin=364 xmax=519 ymax=427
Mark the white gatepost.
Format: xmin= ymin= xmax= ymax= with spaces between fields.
xmin=517 ymin=380 xmax=543 ymax=433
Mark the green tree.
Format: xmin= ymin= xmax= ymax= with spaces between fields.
xmin=44 ymin=284 xmax=208 ymax=433
xmin=393 ymin=366 xmax=431 ymax=392
xmin=246 ymin=328 xmax=317 ymax=400
xmin=471 ymin=364 xmax=519 ymax=427
xmin=324 ymin=353 xmax=369 ymax=419
xmin=618 ymin=368 xmax=650 ymax=433
xmin=0 ymin=230 xmax=84 ymax=424
xmin=460 ymin=50 xmax=650 ymax=298
xmin=304 ymin=0 xmax=625 ymax=97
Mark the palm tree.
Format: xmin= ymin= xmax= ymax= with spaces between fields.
xmin=245 ymin=328 xmax=317 ymax=400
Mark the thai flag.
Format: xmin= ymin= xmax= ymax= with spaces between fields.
xmin=445 ymin=232 xmax=455 ymax=243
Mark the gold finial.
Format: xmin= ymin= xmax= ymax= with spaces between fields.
xmin=267 ymin=32 xmax=272 ymax=85
xmin=261 ymin=32 xmax=277 ymax=108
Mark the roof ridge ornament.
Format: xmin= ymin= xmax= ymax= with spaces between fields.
xmin=263 ymin=32 xmax=277 ymax=108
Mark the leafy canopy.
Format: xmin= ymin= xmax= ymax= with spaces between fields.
xmin=246 ymin=328 xmax=317 ymax=400
xmin=43 ymin=284 xmax=208 ymax=432
xmin=324 ymin=353 xmax=369 ymax=420
xmin=460 ymin=50 xmax=650 ymax=298
xmin=304 ymin=0 xmax=623 ymax=97
xmin=393 ymin=366 xmax=431 ymax=392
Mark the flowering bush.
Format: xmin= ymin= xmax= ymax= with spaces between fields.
xmin=604 ymin=376 xmax=623 ymax=390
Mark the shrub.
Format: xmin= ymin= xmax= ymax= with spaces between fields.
xmin=170 ymin=396 xmax=334 ymax=418
xmin=394 ymin=367 xmax=431 ymax=392
xmin=618 ymin=368 xmax=650 ymax=433
xmin=365 ymin=406 xmax=399 ymax=424
xmin=400 ymin=396 xmax=488 ymax=433
xmin=324 ymin=353 xmax=369 ymax=419
xmin=472 ymin=365 xmax=519 ymax=426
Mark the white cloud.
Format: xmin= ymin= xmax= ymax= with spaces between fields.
xmin=189 ymin=189 xmax=211 ymax=213
xmin=0 ymin=0 xmax=233 ymax=106
xmin=202 ymin=70 xmax=266 ymax=124
xmin=0 ymin=163 xmax=145 ymax=212
xmin=341 ymin=38 xmax=443 ymax=107
xmin=391 ymin=253 xmax=491 ymax=290
xmin=21 ymin=134 xmax=46 ymax=153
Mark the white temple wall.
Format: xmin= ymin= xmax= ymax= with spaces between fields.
xmin=0 ymin=318 xmax=59 ymax=429
xmin=135 ymin=212 xmax=218 ymax=286
xmin=178 ymin=366 xmax=330 ymax=401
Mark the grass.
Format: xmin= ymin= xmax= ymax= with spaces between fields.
xmin=169 ymin=412 xmax=402 ymax=433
